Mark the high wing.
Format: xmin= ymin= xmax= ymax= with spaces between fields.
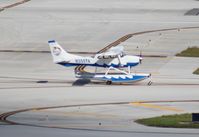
xmin=95 ymin=46 xmax=124 ymax=59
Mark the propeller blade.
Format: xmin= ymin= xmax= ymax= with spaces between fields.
xmin=139 ymin=57 xmax=143 ymax=64
xmin=139 ymin=51 xmax=143 ymax=64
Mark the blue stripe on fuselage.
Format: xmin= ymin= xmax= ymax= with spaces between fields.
xmin=48 ymin=40 xmax=55 ymax=43
xmin=57 ymin=62 xmax=139 ymax=67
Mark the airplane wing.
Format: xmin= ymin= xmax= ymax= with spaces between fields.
xmin=96 ymin=46 xmax=124 ymax=59
xmin=107 ymin=45 xmax=124 ymax=53
xmin=75 ymin=33 xmax=132 ymax=72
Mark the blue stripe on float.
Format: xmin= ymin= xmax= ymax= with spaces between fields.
xmin=102 ymin=75 xmax=148 ymax=82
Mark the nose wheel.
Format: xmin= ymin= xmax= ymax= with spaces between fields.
xmin=106 ymin=81 xmax=112 ymax=85
xmin=148 ymin=81 xmax=152 ymax=86
xmin=147 ymin=73 xmax=152 ymax=86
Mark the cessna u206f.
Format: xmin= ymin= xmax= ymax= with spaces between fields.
xmin=48 ymin=40 xmax=151 ymax=85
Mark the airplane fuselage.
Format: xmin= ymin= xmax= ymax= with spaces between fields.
xmin=48 ymin=40 xmax=150 ymax=85
xmin=58 ymin=55 xmax=140 ymax=68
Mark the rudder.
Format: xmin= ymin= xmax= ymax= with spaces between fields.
xmin=48 ymin=40 xmax=70 ymax=63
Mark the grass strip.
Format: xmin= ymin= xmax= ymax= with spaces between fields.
xmin=176 ymin=47 xmax=199 ymax=57
xmin=136 ymin=113 xmax=199 ymax=128
xmin=193 ymin=68 xmax=199 ymax=75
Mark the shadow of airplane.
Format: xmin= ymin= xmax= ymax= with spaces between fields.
xmin=72 ymin=79 xmax=91 ymax=86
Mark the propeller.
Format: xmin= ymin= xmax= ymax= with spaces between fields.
xmin=139 ymin=51 xmax=143 ymax=64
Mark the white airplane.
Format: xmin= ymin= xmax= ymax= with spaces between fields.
xmin=48 ymin=40 xmax=151 ymax=85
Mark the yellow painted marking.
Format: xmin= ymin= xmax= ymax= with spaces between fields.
xmin=130 ymin=102 xmax=184 ymax=112
xmin=30 ymin=109 xmax=116 ymax=118
xmin=31 ymin=109 xmax=40 ymax=111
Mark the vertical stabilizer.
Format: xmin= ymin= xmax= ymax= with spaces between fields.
xmin=48 ymin=40 xmax=72 ymax=63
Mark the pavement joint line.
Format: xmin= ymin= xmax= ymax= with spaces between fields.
xmin=0 ymin=50 xmax=97 ymax=54
xmin=2 ymin=0 xmax=31 ymax=9
xmin=0 ymin=50 xmax=168 ymax=58
xmin=130 ymin=102 xmax=184 ymax=112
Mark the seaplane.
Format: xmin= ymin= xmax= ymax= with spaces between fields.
xmin=48 ymin=40 xmax=151 ymax=85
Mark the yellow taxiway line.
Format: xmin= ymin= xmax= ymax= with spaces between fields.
xmin=130 ymin=102 xmax=184 ymax=112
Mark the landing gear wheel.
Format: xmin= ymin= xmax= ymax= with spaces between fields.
xmin=106 ymin=81 xmax=112 ymax=85
xmin=148 ymin=81 xmax=152 ymax=86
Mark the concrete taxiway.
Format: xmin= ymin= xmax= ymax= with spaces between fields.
xmin=0 ymin=0 xmax=199 ymax=137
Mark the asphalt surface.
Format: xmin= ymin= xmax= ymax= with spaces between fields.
xmin=0 ymin=0 xmax=199 ymax=137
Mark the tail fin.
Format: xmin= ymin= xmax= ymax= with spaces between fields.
xmin=48 ymin=40 xmax=72 ymax=63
